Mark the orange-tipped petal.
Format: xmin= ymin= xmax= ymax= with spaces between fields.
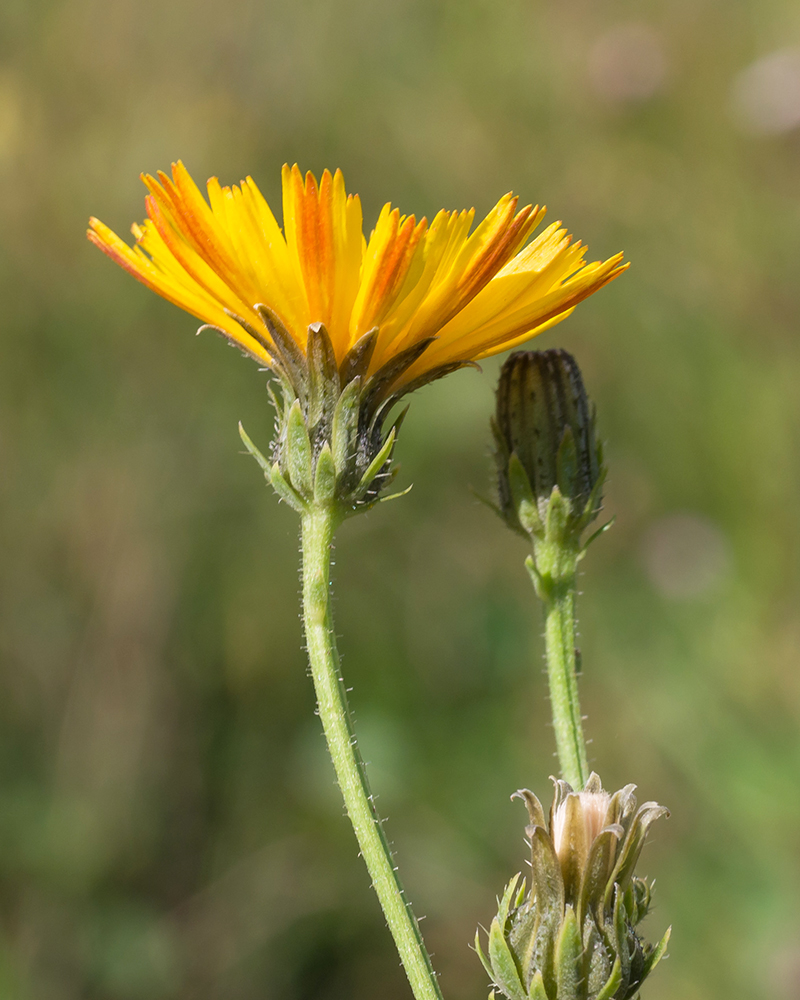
xmin=89 ymin=163 xmax=627 ymax=389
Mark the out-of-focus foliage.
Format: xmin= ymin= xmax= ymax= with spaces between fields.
xmin=1 ymin=0 xmax=800 ymax=997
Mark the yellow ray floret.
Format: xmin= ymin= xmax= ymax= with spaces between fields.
xmin=88 ymin=163 xmax=628 ymax=387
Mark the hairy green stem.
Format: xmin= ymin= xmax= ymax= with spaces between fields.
xmin=300 ymin=507 xmax=443 ymax=1000
xmin=528 ymin=541 xmax=589 ymax=791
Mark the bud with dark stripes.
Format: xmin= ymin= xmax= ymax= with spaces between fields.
xmin=491 ymin=350 xmax=606 ymax=547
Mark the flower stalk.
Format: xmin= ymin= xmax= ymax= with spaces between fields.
xmin=235 ymin=316 xmax=446 ymax=1000
xmin=300 ymin=505 xmax=443 ymax=1000
xmin=527 ymin=538 xmax=588 ymax=791
xmin=492 ymin=349 xmax=608 ymax=790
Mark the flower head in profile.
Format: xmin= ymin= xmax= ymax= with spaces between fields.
xmin=88 ymin=164 xmax=627 ymax=516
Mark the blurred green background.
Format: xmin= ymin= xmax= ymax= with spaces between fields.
xmin=2 ymin=0 xmax=800 ymax=997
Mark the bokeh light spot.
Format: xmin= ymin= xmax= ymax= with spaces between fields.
xmin=588 ymin=23 xmax=669 ymax=105
xmin=731 ymin=48 xmax=800 ymax=135
xmin=641 ymin=512 xmax=731 ymax=599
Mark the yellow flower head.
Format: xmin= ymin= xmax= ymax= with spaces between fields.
xmin=88 ymin=163 xmax=627 ymax=515
xmin=87 ymin=162 xmax=626 ymax=394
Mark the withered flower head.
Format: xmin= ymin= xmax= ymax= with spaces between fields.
xmin=476 ymin=774 xmax=669 ymax=1000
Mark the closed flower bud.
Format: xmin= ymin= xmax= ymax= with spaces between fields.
xmin=491 ymin=350 xmax=606 ymax=543
xmin=475 ymin=774 xmax=670 ymax=1000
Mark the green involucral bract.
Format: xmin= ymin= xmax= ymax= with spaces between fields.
xmin=239 ymin=310 xmax=475 ymax=519
xmin=475 ymin=774 xmax=670 ymax=1000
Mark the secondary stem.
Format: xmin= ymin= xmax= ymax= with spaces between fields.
xmin=300 ymin=507 xmax=443 ymax=1000
xmin=529 ymin=542 xmax=589 ymax=791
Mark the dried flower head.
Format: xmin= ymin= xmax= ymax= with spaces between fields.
xmin=476 ymin=774 xmax=670 ymax=1000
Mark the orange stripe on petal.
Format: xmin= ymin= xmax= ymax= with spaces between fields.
xmin=90 ymin=164 xmax=628 ymax=386
xmin=354 ymin=212 xmax=427 ymax=336
xmin=145 ymin=194 xmax=255 ymax=322
xmin=87 ymin=220 xmax=270 ymax=363
xmin=457 ymin=203 xmax=537 ymax=302
xmin=370 ymin=216 xmax=422 ymax=311
xmin=88 ymin=220 xmax=160 ymax=288
xmin=280 ymin=164 xmax=312 ymax=342
xmin=166 ymin=163 xmax=255 ymax=305
xmin=429 ymin=256 xmax=629 ymax=368
xmin=294 ymin=168 xmax=336 ymax=328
